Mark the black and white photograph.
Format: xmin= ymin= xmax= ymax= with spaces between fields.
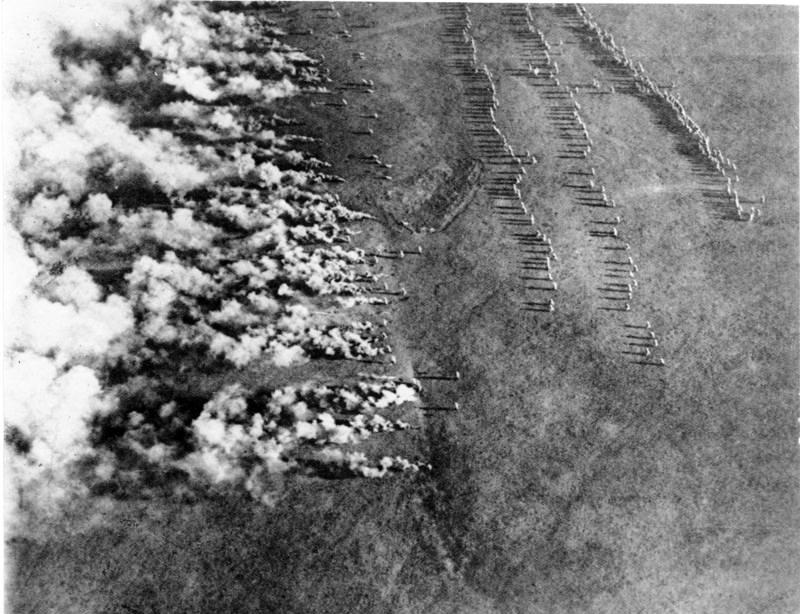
xmin=3 ymin=2 xmax=799 ymax=612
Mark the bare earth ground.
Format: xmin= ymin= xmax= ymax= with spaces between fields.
xmin=10 ymin=4 xmax=800 ymax=614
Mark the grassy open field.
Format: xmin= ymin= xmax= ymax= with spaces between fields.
xmin=9 ymin=4 xmax=799 ymax=614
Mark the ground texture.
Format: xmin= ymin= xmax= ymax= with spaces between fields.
xmin=10 ymin=4 xmax=800 ymax=614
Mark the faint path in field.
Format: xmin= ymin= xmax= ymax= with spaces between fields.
xmin=546 ymin=4 xmax=767 ymax=224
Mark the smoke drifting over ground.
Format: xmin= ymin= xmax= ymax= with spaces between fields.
xmin=4 ymin=0 xmax=424 ymax=523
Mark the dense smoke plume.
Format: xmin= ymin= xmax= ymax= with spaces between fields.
xmin=4 ymin=0 xmax=423 ymax=519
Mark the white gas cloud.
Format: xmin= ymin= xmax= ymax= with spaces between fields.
xmin=4 ymin=0 xmax=422 ymax=514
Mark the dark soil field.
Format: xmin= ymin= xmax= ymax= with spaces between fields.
xmin=10 ymin=4 xmax=799 ymax=614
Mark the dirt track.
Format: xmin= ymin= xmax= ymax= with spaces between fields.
xmin=13 ymin=4 xmax=799 ymax=614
